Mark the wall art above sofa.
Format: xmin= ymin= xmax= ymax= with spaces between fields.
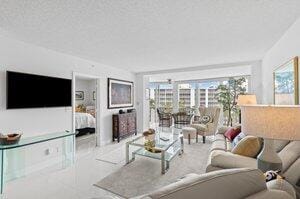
xmin=274 ymin=56 xmax=299 ymax=105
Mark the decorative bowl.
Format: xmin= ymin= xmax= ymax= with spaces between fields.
xmin=0 ymin=133 xmax=22 ymax=145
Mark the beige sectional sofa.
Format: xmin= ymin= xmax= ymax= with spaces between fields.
xmin=206 ymin=126 xmax=300 ymax=198
xmin=134 ymin=168 xmax=296 ymax=199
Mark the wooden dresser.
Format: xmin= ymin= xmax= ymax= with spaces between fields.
xmin=112 ymin=112 xmax=137 ymax=142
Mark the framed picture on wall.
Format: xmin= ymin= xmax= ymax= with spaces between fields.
xmin=274 ymin=56 xmax=299 ymax=105
xmin=108 ymin=78 xmax=134 ymax=109
xmin=75 ymin=91 xmax=84 ymax=100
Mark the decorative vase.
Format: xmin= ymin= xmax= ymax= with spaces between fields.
xmin=143 ymin=129 xmax=160 ymax=153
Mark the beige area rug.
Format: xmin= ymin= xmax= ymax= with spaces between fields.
xmin=96 ymin=145 xmax=140 ymax=165
xmin=94 ymin=139 xmax=212 ymax=198
xmin=96 ymin=146 xmax=125 ymax=165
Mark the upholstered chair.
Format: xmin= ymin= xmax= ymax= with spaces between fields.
xmin=190 ymin=107 xmax=221 ymax=143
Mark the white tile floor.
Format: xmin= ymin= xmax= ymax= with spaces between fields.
xmin=2 ymin=134 xmax=133 ymax=199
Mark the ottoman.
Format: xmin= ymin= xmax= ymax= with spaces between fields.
xmin=182 ymin=127 xmax=197 ymax=144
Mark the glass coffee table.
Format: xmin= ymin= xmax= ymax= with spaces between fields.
xmin=125 ymin=128 xmax=183 ymax=174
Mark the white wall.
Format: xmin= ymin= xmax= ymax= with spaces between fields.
xmin=75 ymin=79 xmax=96 ymax=107
xmin=262 ymin=18 xmax=300 ymax=104
xmin=0 ymin=35 xmax=135 ymax=145
xmin=250 ymin=61 xmax=263 ymax=103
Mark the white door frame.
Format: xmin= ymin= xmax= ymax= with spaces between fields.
xmin=72 ymin=72 xmax=101 ymax=147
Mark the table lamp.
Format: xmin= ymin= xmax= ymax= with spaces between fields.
xmin=237 ymin=94 xmax=257 ymax=123
xmin=241 ymin=105 xmax=300 ymax=172
xmin=237 ymin=94 xmax=257 ymax=106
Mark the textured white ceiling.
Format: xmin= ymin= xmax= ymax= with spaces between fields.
xmin=0 ymin=0 xmax=299 ymax=72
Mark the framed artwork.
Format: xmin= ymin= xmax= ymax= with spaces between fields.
xmin=108 ymin=78 xmax=134 ymax=109
xmin=93 ymin=91 xmax=96 ymax=100
xmin=274 ymin=57 xmax=299 ymax=105
xmin=75 ymin=91 xmax=84 ymax=100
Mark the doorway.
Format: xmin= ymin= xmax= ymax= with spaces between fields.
xmin=72 ymin=73 xmax=101 ymax=153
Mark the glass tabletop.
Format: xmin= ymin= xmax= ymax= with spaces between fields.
xmin=0 ymin=131 xmax=75 ymax=150
xmin=129 ymin=127 xmax=182 ymax=151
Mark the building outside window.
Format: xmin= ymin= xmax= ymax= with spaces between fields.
xmin=148 ymin=76 xmax=249 ymax=126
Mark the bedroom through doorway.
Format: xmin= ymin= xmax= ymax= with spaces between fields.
xmin=73 ymin=74 xmax=100 ymax=153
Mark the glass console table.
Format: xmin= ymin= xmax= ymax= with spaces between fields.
xmin=0 ymin=131 xmax=75 ymax=194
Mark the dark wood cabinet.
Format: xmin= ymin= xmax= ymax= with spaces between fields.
xmin=112 ymin=112 xmax=137 ymax=142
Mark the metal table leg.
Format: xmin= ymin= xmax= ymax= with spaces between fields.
xmin=180 ymin=136 xmax=184 ymax=154
xmin=125 ymin=142 xmax=129 ymax=164
xmin=161 ymin=151 xmax=165 ymax=174
xmin=166 ymin=160 xmax=170 ymax=171
xmin=0 ymin=150 xmax=3 ymax=194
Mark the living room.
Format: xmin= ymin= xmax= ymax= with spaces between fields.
xmin=0 ymin=1 xmax=299 ymax=199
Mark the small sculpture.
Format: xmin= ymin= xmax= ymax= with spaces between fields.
xmin=143 ymin=129 xmax=160 ymax=153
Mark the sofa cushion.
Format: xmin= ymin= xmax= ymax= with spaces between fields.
xmin=211 ymin=140 xmax=227 ymax=151
xmin=278 ymin=141 xmax=300 ymax=172
xmin=217 ymin=126 xmax=230 ymax=135
xmin=267 ymin=179 xmax=296 ymax=199
xmin=274 ymin=140 xmax=290 ymax=153
xmin=282 ymin=158 xmax=300 ymax=194
xmin=224 ymin=127 xmax=241 ymax=141
xmin=214 ymin=133 xmax=226 ymax=141
xmin=147 ymin=169 xmax=267 ymax=199
xmin=226 ymin=139 xmax=232 ymax=151
xmin=231 ymin=136 xmax=263 ymax=158
xmin=210 ymin=150 xmax=257 ymax=169
xmin=245 ymin=189 xmax=294 ymax=199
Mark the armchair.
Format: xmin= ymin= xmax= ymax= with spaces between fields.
xmin=190 ymin=107 xmax=220 ymax=143
xmin=157 ymin=108 xmax=172 ymax=127
xmin=172 ymin=112 xmax=193 ymax=128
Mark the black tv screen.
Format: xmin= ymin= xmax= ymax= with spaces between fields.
xmin=6 ymin=71 xmax=72 ymax=109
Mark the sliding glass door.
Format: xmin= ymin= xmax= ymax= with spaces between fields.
xmin=149 ymin=83 xmax=173 ymax=125
xmin=148 ymin=76 xmax=250 ymax=126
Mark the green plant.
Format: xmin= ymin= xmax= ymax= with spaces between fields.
xmin=165 ymin=102 xmax=173 ymax=109
xmin=149 ymin=99 xmax=155 ymax=110
xmin=215 ymin=77 xmax=246 ymax=126
xmin=178 ymin=100 xmax=185 ymax=109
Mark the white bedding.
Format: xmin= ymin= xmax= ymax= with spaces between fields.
xmin=75 ymin=112 xmax=96 ymax=129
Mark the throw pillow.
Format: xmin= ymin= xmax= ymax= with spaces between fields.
xmin=232 ymin=136 xmax=263 ymax=158
xmin=201 ymin=115 xmax=211 ymax=124
xmin=224 ymin=127 xmax=241 ymax=141
xmin=232 ymin=132 xmax=246 ymax=147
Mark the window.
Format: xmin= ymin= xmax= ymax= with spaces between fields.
xmin=148 ymin=76 xmax=250 ymax=126
xmin=148 ymin=83 xmax=173 ymax=124
xmin=178 ymin=83 xmax=194 ymax=109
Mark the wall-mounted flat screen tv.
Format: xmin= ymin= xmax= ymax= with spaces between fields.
xmin=6 ymin=71 xmax=72 ymax=109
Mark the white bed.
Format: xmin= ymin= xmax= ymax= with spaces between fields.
xmin=75 ymin=112 xmax=96 ymax=129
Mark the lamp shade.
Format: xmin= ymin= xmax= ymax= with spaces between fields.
xmin=241 ymin=105 xmax=300 ymax=140
xmin=237 ymin=94 xmax=257 ymax=105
